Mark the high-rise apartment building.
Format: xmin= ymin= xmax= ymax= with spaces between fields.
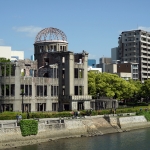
xmin=118 ymin=29 xmax=150 ymax=82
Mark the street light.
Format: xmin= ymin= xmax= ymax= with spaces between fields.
xmin=20 ymin=89 xmax=25 ymax=113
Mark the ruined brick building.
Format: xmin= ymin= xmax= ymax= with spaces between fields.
xmin=0 ymin=27 xmax=92 ymax=112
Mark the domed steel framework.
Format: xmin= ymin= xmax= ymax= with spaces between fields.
xmin=35 ymin=27 xmax=67 ymax=42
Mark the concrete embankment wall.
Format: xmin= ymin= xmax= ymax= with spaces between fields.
xmin=0 ymin=115 xmax=150 ymax=149
xmin=0 ymin=116 xmax=119 ymax=145
xmin=106 ymin=114 xmax=150 ymax=130
xmin=119 ymin=116 xmax=150 ymax=130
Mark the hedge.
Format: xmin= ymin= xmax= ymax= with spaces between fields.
xmin=19 ymin=120 xmax=38 ymax=136
xmin=127 ymin=102 xmax=148 ymax=106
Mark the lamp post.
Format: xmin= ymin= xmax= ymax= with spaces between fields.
xmin=20 ymin=89 xmax=25 ymax=113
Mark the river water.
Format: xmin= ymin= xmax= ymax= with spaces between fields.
xmin=10 ymin=128 xmax=150 ymax=150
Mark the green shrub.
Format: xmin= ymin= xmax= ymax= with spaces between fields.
xmin=20 ymin=119 xmax=38 ymax=136
xmin=127 ymin=102 xmax=148 ymax=106
xmin=91 ymin=110 xmax=98 ymax=116
xmin=100 ymin=110 xmax=110 ymax=115
xmin=136 ymin=102 xmax=148 ymax=106
xmin=126 ymin=102 xmax=135 ymax=106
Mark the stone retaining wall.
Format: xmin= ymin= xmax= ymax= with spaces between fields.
xmin=0 ymin=115 xmax=150 ymax=149
xmin=119 ymin=116 xmax=148 ymax=129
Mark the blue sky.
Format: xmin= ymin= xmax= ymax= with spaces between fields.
xmin=0 ymin=0 xmax=150 ymax=63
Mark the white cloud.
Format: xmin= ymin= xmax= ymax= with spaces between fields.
xmin=0 ymin=39 xmax=5 ymax=45
xmin=12 ymin=26 xmax=42 ymax=37
xmin=138 ymin=26 xmax=150 ymax=32
xmin=88 ymin=53 xmax=97 ymax=59
xmin=88 ymin=53 xmax=100 ymax=64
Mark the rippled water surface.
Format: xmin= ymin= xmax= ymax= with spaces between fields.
xmin=11 ymin=128 xmax=150 ymax=150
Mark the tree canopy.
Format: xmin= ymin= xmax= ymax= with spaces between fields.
xmin=88 ymin=71 xmax=144 ymax=100
xmin=0 ymin=57 xmax=11 ymax=76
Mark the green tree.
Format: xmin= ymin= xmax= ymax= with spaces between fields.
xmin=0 ymin=57 xmax=11 ymax=76
xmin=128 ymin=79 xmax=142 ymax=101
xmin=88 ymin=71 xmax=97 ymax=98
xmin=141 ymin=79 xmax=150 ymax=100
xmin=0 ymin=58 xmax=11 ymax=96
xmin=88 ymin=71 xmax=137 ymax=100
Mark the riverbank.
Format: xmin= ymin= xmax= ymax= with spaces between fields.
xmin=1 ymin=114 xmax=150 ymax=150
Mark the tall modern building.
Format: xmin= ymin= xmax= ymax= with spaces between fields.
xmin=31 ymin=55 xmax=34 ymax=61
xmin=118 ymin=29 xmax=150 ymax=82
xmin=88 ymin=59 xmax=96 ymax=68
xmin=111 ymin=47 xmax=119 ymax=61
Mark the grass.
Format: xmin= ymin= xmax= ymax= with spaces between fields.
xmin=136 ymin=110 xmax=150 ymax=121
xmin=1 ymin=106 xmax=150 ymax=120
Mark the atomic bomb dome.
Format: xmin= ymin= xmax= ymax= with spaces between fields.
xmin=35 ymin=27 xmax=67 ymax=43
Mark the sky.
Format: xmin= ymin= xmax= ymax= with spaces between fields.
xmin=1 ymin=0 xmax=150 ymax=63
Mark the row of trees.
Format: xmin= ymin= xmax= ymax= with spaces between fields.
xmin=88 ymin=71 xmax=150 ymax=101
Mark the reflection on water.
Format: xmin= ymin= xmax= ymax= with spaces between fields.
xmin=11 ymin=128 xmax=150 ymax=150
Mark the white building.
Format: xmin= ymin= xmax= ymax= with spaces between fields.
xmin=88 ymin=66 xmax=102 ymax=72
xmin=0 ymin=46 xmax=24 ymax=61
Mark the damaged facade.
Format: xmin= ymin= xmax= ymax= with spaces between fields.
xmin=0 ymin=27 xmax=118 ymax=112
xmin=0 ymin=27 xmax=93 ymax=112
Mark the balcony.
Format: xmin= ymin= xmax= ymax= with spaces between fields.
xmin=132 ymin=67 xmax=138 ymax=69
xmin=127 ymin=34 xmax=135 ymax=37
xmin=33 ymin=77 xmax=58 ymax=85
xmin=141 ymin=34 xmax=147 ymax=38
xmin=142 ymin=70 xmax=148 ymax=73
xmin=60 ymin=95 xmax=92 ymax=101
xmin=142 ymin=75 xmax=148 ymax=79
xmin=141 ymin=49 xmax=147 ymax=53
xmin=141 ymin=59 xmax=148 ymax=63
xmin=71 ymin=95 xmax=92 ymax=100
xmin=141 ymin=55 xmax=147 ymax=58
xmin=0 ymin=76 xmax=15 ymax=84
xmin=141 ymin=39 xmax=147 ymax=43
xmin=127 ymin=39 xmax=135 ymax=42
xmin=141 ymin=45 xmax=147 ymax=48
